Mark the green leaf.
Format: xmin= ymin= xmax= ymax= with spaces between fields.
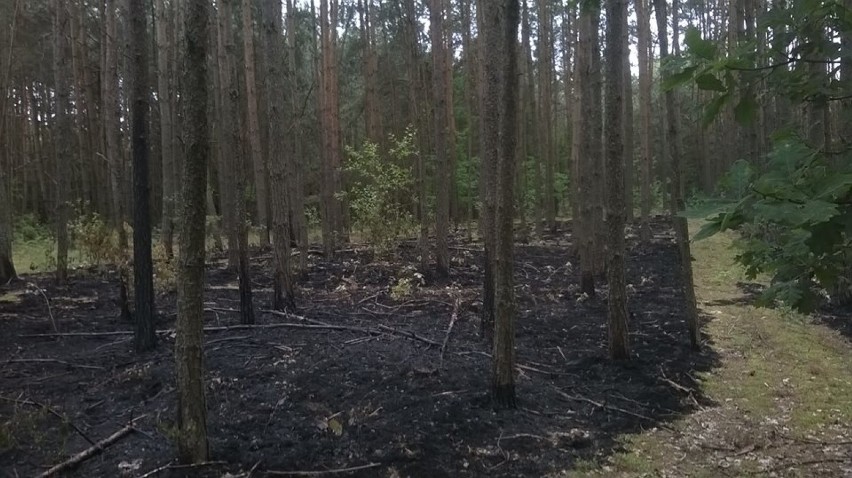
xmin=685 ymin=27 xmax=717 ymax=60
xmin=734 ymin=95 xmax=758 ymax=124
xmin=695 ymin=73 xmax=727 ymax=92
xmin=663 ymin=65 xmax=698 ymax=91
xmin=702 ymin=93 xmax=730 ymax=126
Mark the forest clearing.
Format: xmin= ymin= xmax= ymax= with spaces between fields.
xmin=3 ymin=0 xmax=852 ymax=475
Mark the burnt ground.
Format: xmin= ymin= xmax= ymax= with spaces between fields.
xmin=0 ymin=218 xmax=719 ymax=477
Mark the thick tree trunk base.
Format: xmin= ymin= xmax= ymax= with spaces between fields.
xmin=0 ymin=256 xmax=17 ymax=285
xmin=273 ymin=277 xmax=296 ymax=312
xmin=491 ymin=384 xmax=517 ymax=409
xmin=580 ymin=271 xmax=596 ymax=297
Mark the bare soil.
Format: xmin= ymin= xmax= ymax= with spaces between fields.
xmin=0 ymin=218 xmax=719 ymax=477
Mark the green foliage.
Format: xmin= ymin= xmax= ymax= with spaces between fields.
xmin=13 ymin=214 xmax=51 ymax=243
xmin=339 ymin=127 xmax=418 ymax=254
xmin=69 ymin=210 xmax=122 ymax=267
xmin=717 ymin=159 xmax=755 ymax=200
xmin=697 ymin=136 xmax=852 ymax=311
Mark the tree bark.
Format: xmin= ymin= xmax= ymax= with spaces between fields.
xmin=241 ymin=0 xmax=271 ymax=246
xmin=537 ymin=0 xmax=556 ymax=232
xmin=488 ymin=0 xmax=520 ymax=409
xmin=575 ymin=1 xmax=598 ymax=296
xmin=175 ymin=0 xmax=211 ymax=462
xmin=155 ymin=0 xmax=177 ymax=258
xmin=53 ymin=0 xmax=72 ymax=285
xmin=605 ymin=0 xmax=630 ymax=360
xmin=263 ymin=0 xmax=296 ymax=311
xmin=129 ymin=0 xmax=157 ymax=351
xmin=654 ymin=0 xmax=700 ymax=350
xmin=218 ymin=0 xmax=256 ymax=325
xmin=431 ymin=0 xmax=451 ymax=278
xmin=637 ymin=0 xmax=653 ymax=242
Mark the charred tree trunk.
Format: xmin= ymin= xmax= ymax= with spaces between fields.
xmin=155 ymin=0 xmax=177 ymax=258
xmin=263 ymin=0 xmax=296 ymax=311
xmin=605 ymin=0 xmax=630 ymax=360
xmin=654 ymin=0 xmax=700 ymax=350
xmin=129 ymin=0 xmax=157 ymax=351
xmin=175 ymin=0 xmax=211 ymax=463
xmin=431 ymin=0 xmax=451 ymax=278
xmin=53 ymin=0 xmax=72 ymax=285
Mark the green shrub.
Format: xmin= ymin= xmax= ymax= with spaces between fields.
xmin=339 ymin=127 xmax=418 ymax=254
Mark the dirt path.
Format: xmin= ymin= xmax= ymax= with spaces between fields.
xmin=570 ymin=220 xmax=852 ymax=477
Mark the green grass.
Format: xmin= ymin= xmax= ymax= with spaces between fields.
xmin=566 ymin=216 xmax=852 ymax=477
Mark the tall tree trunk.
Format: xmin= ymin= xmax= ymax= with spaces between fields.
xmin=537 ymin=0 xmax=556 ymax=232
xmin=359 ymin=0 xmax=381 ymax=143
xmin=129 ymin=0 xmax=157 ymax=351
xmin=211 ymin=12 xmax=239 ymax=270
xmin=287 ymin=0 xmax=308 ymax=273
xmin=522 ymin=0 xmax=542 ymax=237
xmin=622 ymin=13 xmax=634 ymax=222
xmin=175 ymin=0 xmax=211 ymax=463
xmin=319 ymin=0 xmax=344 ymax=255
xmin=403 ymin=0 xmax=429 ymax=273
xmin=53 ymin=0 xmax=72 ymax=284
xmin=637 ymin=0 xmax=653 ymax=242
xmin=575 ymin=1 xmax=598 ymax=296
xmin=654 ymin=0 xmax=700 ymax=350
xmin=264 ymin=0 xmax=296 ymax=311
xmin=0 ymin=0 xmax=18 ymax=284
xmin=484 ymin=0 xmax=520 ymax=409
xmin=431 ymin=0 xmax=451 ymax=278
xmin=218 ymin=0 xmax=256 ymax=325
xmin=155 ymin=0 xmax=177 ymax=258
xmin=241 ymin=0 xmax=271 ymax=246
xmin=605 ymin=0 xmax=630 ymax=360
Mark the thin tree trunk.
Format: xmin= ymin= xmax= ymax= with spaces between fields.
xmin=155 ymin=0 xmax=176 ymax=258
xmin=175 ymin=0 xmax=211 ymax=463
xmin=488 ymin=0 xmax=520 ymax=409
xmin=537 ymin=0 xmax=556 ymax=232
xmin=431 ymin=0 xmax=451 ymax=278
xmin=218 ymin=0 xmax=256 ymax=325
xmin=241 ymin=0 xmax=271 ymax=246
xmin=622 ymin=13 xmax=634 ymax=222
xmin=264 ymin=0 xmax=296 ymax=311
xmin=53 ymin=0 xmax=71 ymax=284
xmin=637 ymin=0 xmax=653 ymax=242
xmin=129 ymin=0 xmax=157 ymax=351
xmin=654 ymin=0 xmax=700 ymax=350
xmin=605 ymin=0 xmax=630 ymax=360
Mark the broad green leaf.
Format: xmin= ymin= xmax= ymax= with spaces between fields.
xmin=695 ymin=73 xmax=727 ymax=92
xmin=702 ymin=93 xmax=730 ymax=126
xmin=663 ymin=65 xmax=698 ymax=91
xmin=685 ymin=27 xmax=717 ymax=60
xmin=734 ymin=95 xmax=758 ymax=124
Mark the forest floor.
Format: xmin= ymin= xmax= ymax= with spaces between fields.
xmin=0 ymin=216 xmax=850 ymax=477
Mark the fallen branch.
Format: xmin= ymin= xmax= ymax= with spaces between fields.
xmin=27 ymin=281 xmax=57 ymax=333
xmin=439 ymin=299 xmax=460 ymax=369
xmin=553 ymin=389 xmax=668 ymax=427
xmin=20 ymin=331 xmax=134 ymax=338
xmin=377 ymin=324 xmax=441 ymax=347
xmin=7 ymin=358 xmax=104 ymax=370
xmin=38 ymin=419 xmax=140 ymax=477
xmin=265 ymin=309 xmax=439 ymax=346
xmin=0 ymin=395 xmax=95 ymax=445
xmin=22 ymin=315 xmax=440 ymax=348
xmin=264 ymin=462 xmax=381 ymax=476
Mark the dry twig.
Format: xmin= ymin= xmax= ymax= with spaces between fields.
xmin=264 ymin=462 xmax=381 ymax=476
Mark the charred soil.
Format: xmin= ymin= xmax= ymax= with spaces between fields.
xmin=0 ymin=218 xmax=719 ymax=477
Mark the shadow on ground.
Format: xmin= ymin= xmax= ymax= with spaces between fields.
xmin=0 ymin=217 xmax=720 ymax=477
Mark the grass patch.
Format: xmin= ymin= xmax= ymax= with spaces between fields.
xmin=569 ymin=216 xmax=852 ymax=476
